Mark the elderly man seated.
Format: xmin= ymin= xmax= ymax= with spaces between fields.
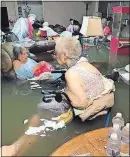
xmin=11 ymin=14 xmax=36 ymax=41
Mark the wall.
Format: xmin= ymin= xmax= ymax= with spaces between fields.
xmin=43 ymin=2 xmax=86 ymax=27
xmin=1 ymin=1 xmax=6 ymax=7
xmin=1 ymin=1 xmax=44 ymax=21
xmin=1 ymin=1 xmax=19 ymax=21
xmin=87 ymin=1 xmax=99 ymax=16
xmin=17 ymin=1 xmax=44 ymax=20
xmin=27 ymin=2 xmax=43 ymax=20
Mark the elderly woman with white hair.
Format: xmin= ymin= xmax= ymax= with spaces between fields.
xmin=11 ymin=14 xmax=36 ymax=41
xmin=38 ymin=37 xmax=115 ymax=122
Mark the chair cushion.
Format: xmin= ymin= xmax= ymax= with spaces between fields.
xmin=2 ymin=42 xmax=15 ymax=61
xmin=1 ymin=49 xmax=13 ymax=72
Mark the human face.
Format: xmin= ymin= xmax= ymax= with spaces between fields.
xmin=101 ymin=19 xmax=107 ymax=29
xmin=29 ymin=16 xmax=35 ymax=24
xmin=53 ymin=52 xmax=67 ymax=66
xmin=70 ymin=20 xmax=73 ymax=25
xmin=18 ymin=50 xmax=28 ymax=62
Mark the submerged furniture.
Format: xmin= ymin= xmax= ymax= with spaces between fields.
xmin=110 ymin=6 xmax=130 ymax=55
xmin=79 ymin=16 xmax=104 ymax=50
xmin=50 ymin=127 xmax=127 ymax=156
xmin=27 ymin=40 xmax=55 ymax=61
xmin=50 ymin=128 xmax=110 ymax=156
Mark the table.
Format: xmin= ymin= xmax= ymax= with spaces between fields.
xmin=50 ymin=128 xmax=110 ymax=156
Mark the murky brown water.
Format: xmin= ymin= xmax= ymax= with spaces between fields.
xmin=1 ymin=46 xmax=129 ymax=156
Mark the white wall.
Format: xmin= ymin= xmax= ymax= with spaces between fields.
xmin=43 ymin=2 xmax=86 ymax=27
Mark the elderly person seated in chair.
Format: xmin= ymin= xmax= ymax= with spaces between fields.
xmin=13 ymin=45 xmax=55 ymax=80
xmin=38 ymin=37 xmax=115 ymax=122
xmin=11 ymin=14 xmax=36 ymax=41
xmin=101 ymin=18 xmax=112 ymax=41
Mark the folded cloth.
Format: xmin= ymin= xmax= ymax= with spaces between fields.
xmin=74 ymin=76 xmax=115 ymax=121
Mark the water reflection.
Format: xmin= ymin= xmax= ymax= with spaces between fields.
xmin=13 ymin=80 xmax=32 ymax=96
xmin=2 ymin=46 xmax=129 ymax=156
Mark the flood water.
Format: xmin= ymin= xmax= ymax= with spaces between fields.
xmin=1 ymin=46 xmax=129 ymax=156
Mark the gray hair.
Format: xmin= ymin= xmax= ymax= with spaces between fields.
xmin=101 ymin=18 xmax=107 ymax=25
xmin=28 ymin=14 xmax=36 ymax=19
xmin=13 ymin=45 xmax=28 ymax=60
xmin=55 ymin=37 xmax=82 ymax=59
xmin=43 ymin=22 xmax=49 ymax=27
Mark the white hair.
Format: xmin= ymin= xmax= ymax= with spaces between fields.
xmin=101 ymin=18 xmax=107 ymax=24
xmin=55 ymin=37 xmax=82 ymax=59
xmin=43 ymin=22 xmax=49 ymax=27
xmin=28 ymin=14 xmax=36 ymax=19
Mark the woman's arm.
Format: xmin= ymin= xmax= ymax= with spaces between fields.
xmin=13 ymin=60 xmax=22 ymax=71
xmin=65 ymin=70 xmax=88 ymax=109
xmin=0 ymin=114 xmax=41 ymax=156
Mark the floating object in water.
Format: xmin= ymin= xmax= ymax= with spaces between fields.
xmin=30 ymin=87 xmax=42 ymax=90
xmin=30 ymin=84 xmax=40 ymax=88
xmin=46 ymin=128 xmax=53 ymax=132
xmin=28 ymin=77 xmax=38 ymax=81
xmin=24 ymin=118 xmax=66 ymax=136
xmin=125 ymin=64 xmax=130 ymax=73
xmin=24 ymin=119 xmax=28 ymax=124
xmin=30 ymin=83 xmax=42 ymax=90
xmin=40 ymin=118 xmax=46 ymax=121
xmin=54 ymin=120 xmax=65 ymax=130
xmin=44 ymin=120 xmax=57 ymax=129
xmin=28 ymin=72 xmax=52 ymax=81
xmin=40 ymin=134 xmax=46 ymax=137
xmin=36 ymin=86 xmax=42 ymax=89
xmin=30 ymin=82 xmax=39 ymax=85
xmin=31 ymin=87 xmax=36 ymax=90
xmin=120 ymin=73 xmax=129 ymax=83
xmin=51 ymin=116 xmax=60 ymax=121
xmin=114 ymin=66 xmax=130 ymax=85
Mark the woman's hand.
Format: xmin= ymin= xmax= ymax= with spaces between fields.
xmin=0 ymin=145 xmax=15 ymax=156
xmin=65 ymin=70 xmax=88 ymax=109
